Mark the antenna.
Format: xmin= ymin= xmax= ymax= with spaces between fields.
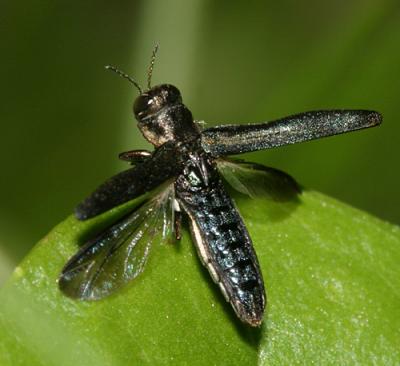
xmin=104 ymin=65 xmax=142 ymax=94
xmin=147 ymin=44 xmax=159 ymax=89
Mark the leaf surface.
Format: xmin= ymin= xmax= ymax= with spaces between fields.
xmin=0 ymin=190 xmax=399 ymax=365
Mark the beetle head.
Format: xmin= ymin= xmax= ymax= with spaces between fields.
xmin=106 ymin=46 xmax=198 ymax=147
xmin=133 ymin=84 xmax=182 ymax=120
xmin=133 ymin=84 xmax=199 ymax=147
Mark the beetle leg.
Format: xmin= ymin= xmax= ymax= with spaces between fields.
xmin=119 ymin=150 xmax=152 ymax=165
xmin=174 ymin=211 xmax=182 ymax=241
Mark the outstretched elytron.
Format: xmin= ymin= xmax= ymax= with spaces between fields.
xmin=59 ymin=47 xmax=382 ymax=327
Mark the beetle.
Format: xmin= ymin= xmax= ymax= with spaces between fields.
xmin=59 ymin=46 xmax=382 ymax=327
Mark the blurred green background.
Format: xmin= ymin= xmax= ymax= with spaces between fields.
xmin=1 ymin=0 xmax=399 ymax=283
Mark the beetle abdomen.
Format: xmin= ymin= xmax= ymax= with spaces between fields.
xmin=175 ymin=151 xmax=266 ymax=326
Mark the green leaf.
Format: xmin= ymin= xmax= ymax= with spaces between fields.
xmin=1 ymin=190 xmax=399 ymax=365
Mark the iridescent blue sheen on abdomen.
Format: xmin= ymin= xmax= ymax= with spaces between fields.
xmin=175 ymin=151 xmax=266 ymax=326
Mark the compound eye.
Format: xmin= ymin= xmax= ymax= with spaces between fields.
xmin=133 ymin=94 xmax=151 ymax=118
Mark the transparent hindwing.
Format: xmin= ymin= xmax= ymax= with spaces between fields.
xmin=216 ymin=158 xmax=300 ymax=201
xmin=59 ymin=183 xmax=175 ymax=300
